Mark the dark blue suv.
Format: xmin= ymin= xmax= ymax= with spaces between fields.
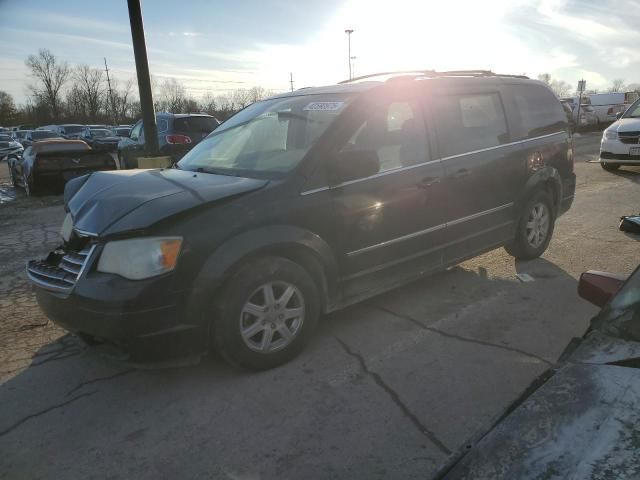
xmin=118 ymin=112 xmax=220 ymax=168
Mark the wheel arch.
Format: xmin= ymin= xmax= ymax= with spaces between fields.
xmin=518 ymin=167 xmax=562 ymax=215
xmin=187 ymin=225 xmax=340 ymax=326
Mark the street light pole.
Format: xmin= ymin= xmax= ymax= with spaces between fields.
xmin=127 ymin=0 xmax=159 ymax=155
xmin=345 ymin=29 xmax=354 ymax=80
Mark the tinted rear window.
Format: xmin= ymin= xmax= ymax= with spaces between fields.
xmin=173 ymin=116 xmax=219 ymax=134
xmin=511 ymin=85 xmax=567 ymax=139
xmin=32 ymin=131 xmax=58 ymax=139
xmin=63 ymin=125 xmax=85 ymax=134
xmin=434 ymin=92 xmax=509 ymax=157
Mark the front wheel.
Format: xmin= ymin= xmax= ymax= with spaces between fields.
xmin=505 ymin=191 xmax=555 ymax=260
xmin=601 ymin=162 xmax=620 ymax=172
xmin=8 ymin=162 xmax=17 ymax=186
xmin=212 ymin=256 xmax=320 ymax=370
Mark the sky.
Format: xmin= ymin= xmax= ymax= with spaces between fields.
xmin=0 ymin=0 xmax=639 ymax=104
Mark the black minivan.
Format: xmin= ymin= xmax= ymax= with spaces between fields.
xmin=28 ymin=71 xmax=576 ymax=369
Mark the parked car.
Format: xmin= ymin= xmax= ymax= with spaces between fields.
xmin=11 ymin=130 xmax=30 ymax=143
xmin=47 ymin=124 xmax=85 ymax=139
xmin=599 ymin=97 xmax=640 ymax=171
xmin=113 ymin=126 xmax=131 ymax=138
xmin=589 ymin=92 xmax=627 ymax=125
xmin=28 ymin=71 xmax=575 ymax=369
xmin=118 ymin=113 xmax=220 ymax=168
xmin=21 ymin=129 xmax=62 ymax=148
xmin=0 ymin=133 xmax=24 ymax=160
xmin=80 ymin=128 xmax=121 ymax=151
xmin=8 ymin=139 xmax=116 ymax=195
xmin=11 ymin=124 xmax=37 ymax=132
xmin=441 ymin=264 xmax=640 ymax=479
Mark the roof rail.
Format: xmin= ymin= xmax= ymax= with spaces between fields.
xmin=338 ymin=70 xmax=529 ymax=84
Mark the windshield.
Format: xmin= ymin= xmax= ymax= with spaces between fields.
xmin=623 ymin=99 xmax=640 ymax=118
xmin=90 ymin=129 xmax=111 ymax=137
xmin=32 ymin=131 xmax=58 ymax=139
xmin=177 ymin=94 xmax=351 ymax=178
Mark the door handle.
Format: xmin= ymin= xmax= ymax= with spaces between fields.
xmin=452 ymin=168 xmax=470 ymax=179
xmin=417 ymin=176 xmax=440 ymax=188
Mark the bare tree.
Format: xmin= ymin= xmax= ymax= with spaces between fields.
xmin=25 ymin=49 xmax=70 ymax=121
xmin=74 ymin=65 xmax=105 ymax=122
xmin=233 ymin=89 xmax=253 ymax=109
xmin=199 ymin=93 xmax=217 ymax=115
xmin=115 ymin=78 xmax=135 ymax=123
xmin=0 ymin=91 xmax=17 ymax=126
xmin=158 ymin=78 xmax=187 ymax=113
xmin=609 ymin=79 xmax=625 ymax=93
xmin=537 ymin=73 xmax=551 ymax=85
xmin=65 ymin=84 xmax=85 ymax=120
xmin=550 ymin=79 xmax=572 ymax=97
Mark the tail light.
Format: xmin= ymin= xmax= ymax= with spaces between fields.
xmin=607 ymin=107 xmax=614 ymax=115
xmin=166 ymin=134 xmax=192 ymax=144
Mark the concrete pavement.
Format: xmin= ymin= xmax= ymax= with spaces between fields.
xmin=0 ymin=132 xmax=638 ymax=479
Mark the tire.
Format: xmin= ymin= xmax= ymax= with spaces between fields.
xmin=212 ymin=256 xmax=320 ymax=370
xmin=601 ymin=162 xmax=620 ymax=172
xmin=8 ymin=162 xmax=17 ymax=186
xmin=505 ymin=190 xmax=555 ymax=260
xmin=22 ymin=171 xmax=35 ymax=196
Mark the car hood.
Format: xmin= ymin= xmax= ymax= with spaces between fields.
xmin=609 ymin=117 xmax=640 ymax=132
xmin=66 ymin=168 xmax=268 ymax=236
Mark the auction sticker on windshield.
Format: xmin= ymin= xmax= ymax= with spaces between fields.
xmin=303 ymin=102 xmax=344 ymax=111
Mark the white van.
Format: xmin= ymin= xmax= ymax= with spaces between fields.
xmin=589 ymin=92 xmax=639 ymax=124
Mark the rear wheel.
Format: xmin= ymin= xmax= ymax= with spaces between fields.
xmin=601 ymin=162 xmax=620 ymax=172
xmin=22 ymin=171 xmax=35 ymax=196
xmin=212 ymin=256 xmax=320 ymax=370
xmin=505 ymin=191 xmax=555 ymax=260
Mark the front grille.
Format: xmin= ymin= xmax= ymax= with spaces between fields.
xmin=27 ymin=245 xmax=95 ymax=292
xmin=618 ymin=131 xmax=640 ymax=144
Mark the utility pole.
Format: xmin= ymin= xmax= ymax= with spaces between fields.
xmin=576 ymin=79 xmax=586 ymax=129
xmin=104 ymin=57 xmax=117 ymax=125
xmin=345 ymin=29 xmax=354 ymax=80
xmin=289 ymin=72 xmax=294 ymax=92
xmin=127 ymin=0 xmax=159 ymax=155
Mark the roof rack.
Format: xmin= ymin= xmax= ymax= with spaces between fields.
xmin=338 ymin=70 xmax=529 ymax=84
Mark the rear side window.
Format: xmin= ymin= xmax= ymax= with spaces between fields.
xmin=434 ymin=92 xmax=508 ymax=157
xmin=511 ymin=85 xmax=567 ymax=138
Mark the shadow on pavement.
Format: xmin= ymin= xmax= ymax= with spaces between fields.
xmin=0 ymin=254 xmax=592 ymax=480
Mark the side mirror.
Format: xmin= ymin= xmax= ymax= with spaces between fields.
xmin=616 ymin=112 xmax=623 ymax=120
xmin=330 ymin=149 xmax=380 ymax=183
xmin=578 ymin=270 xmax=627 ymax=308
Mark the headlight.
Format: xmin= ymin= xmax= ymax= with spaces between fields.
xmin=97 ymin=237 xmax=182 ymax=280
xmin=604 ymin=129 xmax=618 ymax=140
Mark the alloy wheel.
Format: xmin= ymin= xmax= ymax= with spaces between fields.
xmin=239 ymin=281 xmax=305 ymax=353
xmin=525 ymin=202 xmax=549 ymax=248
